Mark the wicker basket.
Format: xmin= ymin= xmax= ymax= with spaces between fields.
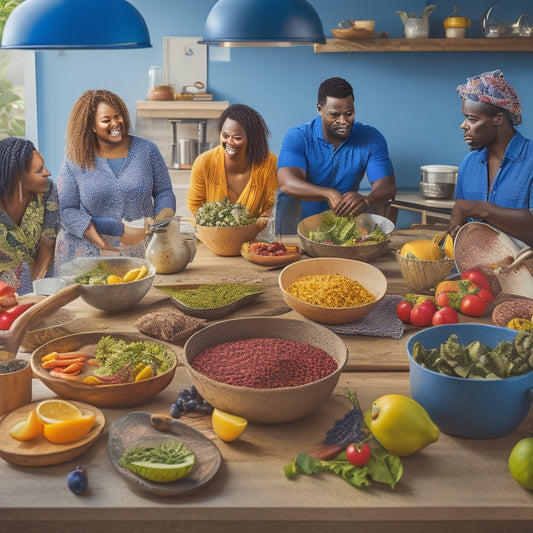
xmin=396 ymin=252 xmax=455 ymax=293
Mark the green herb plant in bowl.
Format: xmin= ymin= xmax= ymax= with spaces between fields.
xmin=195 ymin=198 xmax=260 ymax=256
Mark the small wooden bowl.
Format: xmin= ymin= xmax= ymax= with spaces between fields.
xmin=240 ymin=241 xmax=302 ymax=267
xmin=0 ymin=360 xmax=31 ymax=416
xmin=31 ymin=332 xmax=178 ymax=408
xmin=196 ymin=224 xmax=260 ymax=256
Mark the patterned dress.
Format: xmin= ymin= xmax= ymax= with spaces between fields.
xmin=54 ymin=136 xmax=175 ymax=273
xmin=0 ymin=179 xmax=60 ymax=295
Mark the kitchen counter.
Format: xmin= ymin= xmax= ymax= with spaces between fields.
xmin=1 ymin=228 xmax=531 ymax=533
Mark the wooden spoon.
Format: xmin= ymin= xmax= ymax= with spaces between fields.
xmin=0 ymin=283 xmax=81 ymax=360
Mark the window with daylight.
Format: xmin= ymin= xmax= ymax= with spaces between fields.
xmin=0 ymin=0 xmax=37 ymax=141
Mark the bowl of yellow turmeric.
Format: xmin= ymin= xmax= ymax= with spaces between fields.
xmin=278 ymin=257 xmax=387 ymax=324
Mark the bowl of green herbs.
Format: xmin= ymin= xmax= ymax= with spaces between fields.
xmin=297 ymin=211 xmax=394 ymax=262
xmin=194 ymin=198 xmax=260 ymax=256
xmin=31 ymin=332 xmax=178 ymax=407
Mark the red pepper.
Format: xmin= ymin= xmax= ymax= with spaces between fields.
xmin=0 ymin=303 xmax=35 ymax=330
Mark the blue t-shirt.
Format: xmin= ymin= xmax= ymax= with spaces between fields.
xmin=276 ymin=116 xmax=394 ymax=231
xmin=455 ymin=131 xmax=533 ymax=210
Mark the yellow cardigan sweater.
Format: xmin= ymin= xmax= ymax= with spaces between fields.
xmin=186 ymin=145 xmax=278 ymax=218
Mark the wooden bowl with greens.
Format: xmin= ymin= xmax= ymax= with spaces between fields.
xmin=31 ymin=332 xmax=177 ymax=407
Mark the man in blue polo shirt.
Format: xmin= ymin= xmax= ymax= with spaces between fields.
xmin=275 ymin=77 xmax=396 ymax=235
xmin=452 ymin=69 xmax=533 ymax=247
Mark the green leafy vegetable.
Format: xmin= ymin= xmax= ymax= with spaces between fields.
xmin=74 ymin=260 xmax=110 ymax=284
xmin=307 ymin=211 xmax=388 ymax=246
xmin=196 ymin=198 xmax=257 ymax=227
xmin=412 ymin=332 xmax=533 ymax=379
xmin=94 ymin=335 xmax=172 ymax=377
xmin=284 ymin=448 xmax=402 ymax=490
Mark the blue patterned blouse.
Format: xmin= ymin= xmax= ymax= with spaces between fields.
xmin=54 ymin=136 xmax=175 ymax=272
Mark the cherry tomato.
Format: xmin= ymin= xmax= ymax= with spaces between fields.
xmin=476 ymin=287 xmax=495 ymax=304
xmin=460 ymin=294 xmax=486 ymax=317
xmin=345 ymin=442 xmax=371 ymax=467
xmin=461 ymin=269 xmax=491 ymax=292
xmin=396 ymin=300 xmax=412 ymax=323
xmin=432 ymin=306 xmax=459 ymax=326
xmin=435 ymin=291 xmax=450 ymax=308
xmin=410 ymin=300 xmax=437 ymax=327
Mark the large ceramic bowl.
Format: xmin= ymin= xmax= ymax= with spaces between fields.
xmin=31 ymin=332 xmax=178 ymax=407
xmin=182 ymin=317 xmax=348 ymax=424
xmin=278 ymin=257 xmax=387 ymax=324
xmin=297 ymin=212 xmax=394 ymax=262
xmin=196 ymin=224 xmax=260 ymax=256
xmin=60 ymin=256 xmax=155 ymax=312
xmin=407 ymin=324 xmax=533 ymax=439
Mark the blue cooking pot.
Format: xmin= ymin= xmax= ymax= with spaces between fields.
xmin=406 ymin=324 xmax=533 ymax=439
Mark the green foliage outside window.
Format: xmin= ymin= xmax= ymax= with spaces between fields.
xmin=0 ymin=0 xmax=26 ymax=139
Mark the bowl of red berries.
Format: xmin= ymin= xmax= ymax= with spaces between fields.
xmin=240 ymin=241 xmax=302 ymax=267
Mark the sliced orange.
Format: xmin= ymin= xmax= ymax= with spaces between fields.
xmin=9 ymin=409 xmax=44 ymax=441
xmin=36 ymin=399 xmax=82 ymax=425
xmin=211 ymin=408 xmax=247 ymax=442
xmin=43 ymin=413 xmax=96 ymax=444
xmin=107 ymin=274 xmax=123 ymax=284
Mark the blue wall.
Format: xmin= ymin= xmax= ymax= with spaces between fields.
xmin=33 ymin=0 xmax=533 ymax=220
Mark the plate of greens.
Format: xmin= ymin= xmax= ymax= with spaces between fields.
xmin=107 ymin=412 xmax=222 ymax=496
xmin=155 ymin=283 xmax=265 ymax=320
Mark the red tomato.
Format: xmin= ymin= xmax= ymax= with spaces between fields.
xmin=432 ymin=306 xmax=459 ymax=326
xmin=461 ymin=269 xmax=491 ymax=292
xmin=345 ymin=442 xmax=371 ymax=467
xmin=435 ymin=291 xmax=450 ymax=307
xmin=0 ymin=303 xmax=34 ymax=330
xmin=477 ymin=287 xmax=495 ymax=304
xmin=396 ymin=300 xmax=412 ymax=323
xmin=0 ymin=281 xmax=16 ymax=298
xmin=460 ymin=294 xmax=486 ymax=317
xmin=410 ymin=300 xmax=437 ymax=327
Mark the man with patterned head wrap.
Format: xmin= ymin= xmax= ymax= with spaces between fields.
xmin=450 ymin=69 xmax=533 ymax=247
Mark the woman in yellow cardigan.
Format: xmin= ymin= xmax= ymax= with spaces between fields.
xmin=187 ymin=104 xmax=278 ymax=222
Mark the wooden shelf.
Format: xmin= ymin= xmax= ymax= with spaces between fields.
xmin=314 ymin=37 xmax=533 ymax=53
xmin=136 ymin=100 xmax=229 ymax=119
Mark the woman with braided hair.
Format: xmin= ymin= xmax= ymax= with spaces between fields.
xmin=186 ymin=103 xmax=278 ymax=223
xmin=0 ymin=137 xmax=59 ymax=294
xmin=54 ymin=89 xmax=175 ymax=272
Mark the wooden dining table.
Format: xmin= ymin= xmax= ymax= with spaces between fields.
xmin=1 ymin=227 xmax=532 ymax=533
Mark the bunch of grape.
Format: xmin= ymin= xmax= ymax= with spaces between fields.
xmin=170 ymin=385 xmax=213 ymax=419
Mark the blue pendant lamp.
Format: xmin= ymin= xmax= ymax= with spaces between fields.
xmin=1 ymin=0 xmax=151 ymax=49
xmin=199 ymin=0 xmax=326 ymax=46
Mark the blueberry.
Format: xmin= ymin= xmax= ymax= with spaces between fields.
xmin=184 ymin=399 xmax=198 ymax=411
xmin=67 ymin=465 xmax=88 ymax=495
xmin=170 ymin=403 xmax=183 ymax=418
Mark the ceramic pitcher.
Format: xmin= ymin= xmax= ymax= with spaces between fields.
xmin=146 ymin=219 xmax=196 ymax=274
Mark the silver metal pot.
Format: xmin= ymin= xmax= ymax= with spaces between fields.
xmin=171 ymin=138 xmax=198 ymax=169
xmin=420 ymin=165 xmax=458 ymax=199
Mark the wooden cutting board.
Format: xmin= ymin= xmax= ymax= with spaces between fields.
xmin=0 ymin=399 xmax=105 ymax=466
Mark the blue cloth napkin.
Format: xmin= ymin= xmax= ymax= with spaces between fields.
xmin=323 ymin=295 xmax=404 ymax=339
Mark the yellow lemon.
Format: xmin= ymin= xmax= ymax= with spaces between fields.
xmin=36 ymin=399 xmax=82 ymax=425
xmin=107 ymin=274 xmax=123 ymax=284
xmin=135 ymin=365 xmax=154 ymax=382
xmin=212 ymin=408 xmax=248 ymax=442
xmin=134 ymin=265 xmax=148 ymax=281
xmin=509 ymin=437 xmax=533 ymax=490
xmin=43 ymin=414 xmax=96 ymax=444
xmin=400 ymin=239 xmax=443 ymax=261
xmin=123 ymin=268 xmax=141 ymax=282
xmin=9 ymin=409 xmax=43 ymax=441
